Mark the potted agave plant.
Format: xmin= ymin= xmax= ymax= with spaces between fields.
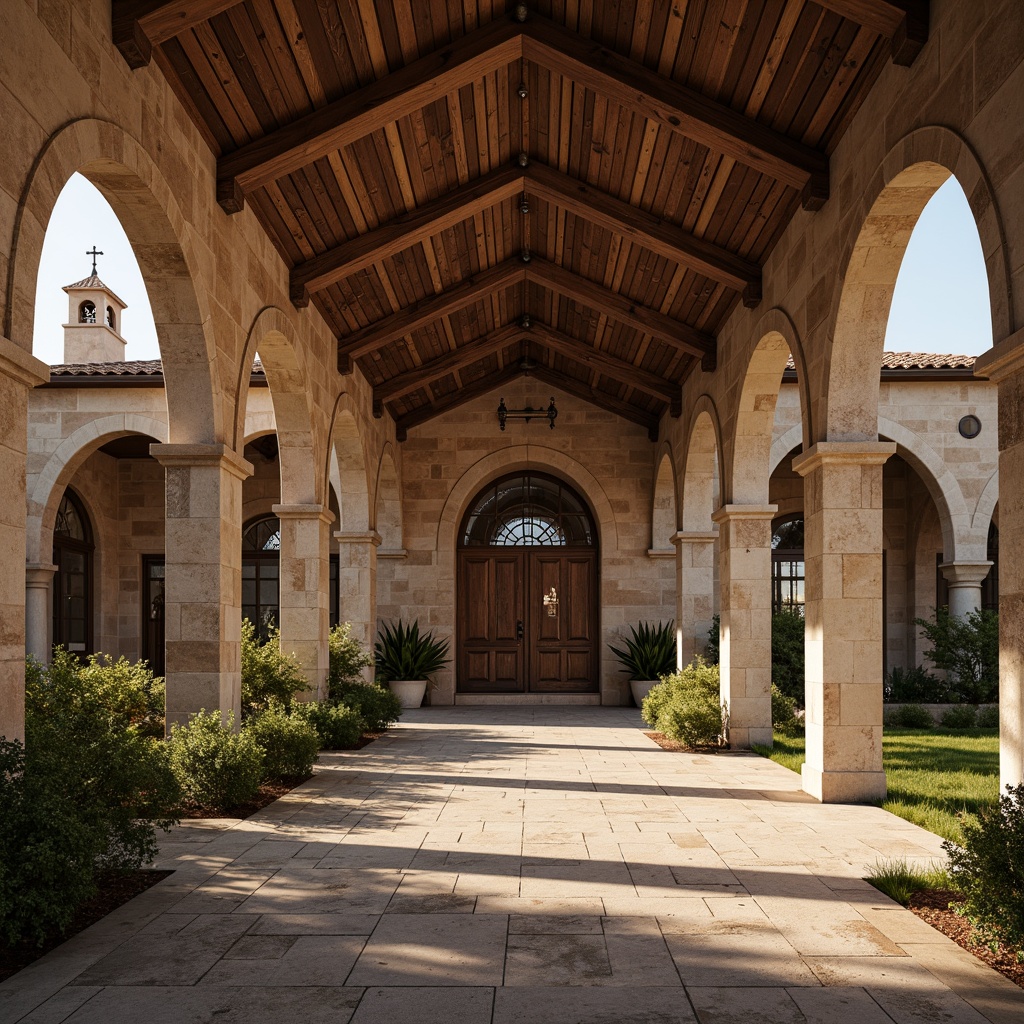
xmin=609 ymin=620 xmax=677 ymax=707
xmin=374 ymin=619 xmax=451 ymax=708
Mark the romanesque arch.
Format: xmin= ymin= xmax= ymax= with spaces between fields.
xmin=651 ymin=444 xmax=677 ymax=553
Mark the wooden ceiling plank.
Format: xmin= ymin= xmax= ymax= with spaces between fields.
xmin=813 ymin=2 xmax=928 ymax=65
xmin=336 ymin=261 xmax=527 ymax=372
xmin=374 ymin=324 xmax=522 ymax=406
xmin=519 ymin=14 xmax=830 ymax=208
xmin=113 ymin=0 xmax=242 ymax=68
xmin=217 ymin=16 xmax=523 ymax=211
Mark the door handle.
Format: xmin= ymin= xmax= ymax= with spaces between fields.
xmin=516 ymin=619 xmax=524 ymax=641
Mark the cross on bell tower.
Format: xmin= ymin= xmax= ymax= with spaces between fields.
xmin=61 ymin=255 xmax=128 ymax=365
xmin=86 ymin=246 xmax=103 ymax=275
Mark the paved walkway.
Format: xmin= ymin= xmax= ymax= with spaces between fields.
xmin=3 ymin=708 xmax=1023 ymax=1023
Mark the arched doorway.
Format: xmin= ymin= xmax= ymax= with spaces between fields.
xmin=242 ymin=514 xmax=281 ymax=641
xmin=52 ymin=489 xmax=93 ymax=655
xmin=457 ymin=472 xmax=598 ymax=694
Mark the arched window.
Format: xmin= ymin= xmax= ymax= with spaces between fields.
xmin=460 ymin=473 xmax=595 ymax=547
xmin=105 ymin=305 xmax=116 ymax=330
xmin=242 ymin=515 xmax=280 ymax=640
xmin=79 ymin=300 xmax=96 ymax=324
xmin=52 ymin=489 xmax=93 ymax=654
xmin=771 ymin=515 xmax=804 ymax=615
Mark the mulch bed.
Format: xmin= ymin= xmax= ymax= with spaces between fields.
xmin=0 ymin=869 xmax=172 ymax=984
xmin=907 ymin=889 xmax=1024 ymax=989
xmin=644 ymin=731 xmax=725 ymax=753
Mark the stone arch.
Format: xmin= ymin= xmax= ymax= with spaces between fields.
xmin=235 ymin=306 xmax=320 ymax=506
xmin=681 ymin=397 xmax=723 ymax=531
xmin=730 ymin=309 xmax=809 ymax=505
xmin=825 ymin=127 xmax=1011 ymax=441
xmin=770 ymin=427 xmax=805 ymax=476
xmin=6 ymin=118 xmax=220 ymax=443
xmin=374 ymin=443 xmax=403 ymax=550
xmin=974 ymin=470 xmax=1000 ymax=536
xmin=651 ymin=443 xmax=677 ymax=551
xmin=325 ymin=394 xmax=371 ymax=533
xmin=27 ymin=414 xmax=168 ymax=563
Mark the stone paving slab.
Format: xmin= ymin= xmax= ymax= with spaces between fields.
xmin=2 ymin=707 xmax=1023 ymax=1023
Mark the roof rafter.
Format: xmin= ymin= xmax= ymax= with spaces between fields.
xmin=814 ymin=1 xmax=928 ymax=66
xmin=215 ymin=13 xmax=829 ymax=214
xmin=112 ymin=0 xmax=241 ymax=69
xmin=292 ymin=162 xmax=761 ymax=307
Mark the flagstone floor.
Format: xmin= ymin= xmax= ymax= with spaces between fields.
xmin=3 ymin=707 xmax=1023 ymax=1023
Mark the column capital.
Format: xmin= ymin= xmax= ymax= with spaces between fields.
xmin=0 ymin=336 xmax=49 ymax=388
xmin=334 ymin=530 xmax=382 ymax=547
xmin=671 ymin=530 xmax=718 ymax=545
xmin=149 ymin=443 xmax=253 ymax=481
xmin=25 ymin=563 xmax=57 ymax=586
xmin=711 ymin=503 xmax=777 ymax=524
xmin=939 ymin=560 xmax=994 ymax=587
xmin=272 ymin=502 xmax=335 ymax=525
xmin=792 ymin=441 xmax=895 ymax=477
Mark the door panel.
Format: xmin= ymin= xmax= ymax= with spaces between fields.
xmin=458 ymin=552 xmax=525 ymax=691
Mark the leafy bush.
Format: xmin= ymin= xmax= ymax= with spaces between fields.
xmin=771 ymin=682 xmax=802 ymax=737
xmin=940 ymin=704 xmax=978 ymax=730
xmin=292 ymin=699 xmax=365 ymax=749
xmin=977 ymin=705 xmax=999 ymax=729
xmin=2 ymin=650 xmax=179 ymax=945
xmin=375 ymin=619 xmax=450 ymax=682
xmin=944 ymin=783 xmax=1024 ymax=949
xmin=884 ymin=664 xmax=950 ymax=704
xmin=642 ymin=658 xmax=726 ymax=748
xmin=241 ymin=618 xmax=309 ymax=716
xmin=915 ymin=607 xmax=999 ymax=704
xmin=884 ymin=703 xmax=935 ymax=729
xmin=332 ymin=681 xmax=402 ymax=732
xmin=328 ymin=621 xmax=374 ymax=698
xmin=168 ymin=711 xmax=264 ymax=810
xmin=771 ymin=610 xmax=805 ymax=705
xmin=705 ymin=614 xmax=720 ymax=665
xmin=245 ymin=703 xmax=320 ymax=780
xmin=608 ymin=620 xmax=676 ymax=679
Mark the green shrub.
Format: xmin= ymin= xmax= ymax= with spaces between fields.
xmin=608 ymin=620 xmax=676 ymax=679
xmin=977 ymin=705 xmax=999 ymax=729
xmin=332 ymin=681 xmax=402 ymax=732
xmin=940 ymin=704 xmax=978 ymax=730
xmin=293 ymin=699 xmax=366 ymax=749
xmin=771 ymin=682 xmax=802 ymax=737
xmin=245 ymin=703 xmax=320 ymax=781
xmin=771 ymin=610 xmax=805 ymax=705
xmin=642 ymin=658 xmax=725 ymax=748
xmin=944 ymin=783 xmax=1024 ymax=949
xmin=885 ymin=664 xmax=950 ymax=704
xmin=168 ymin=711 xmax=265 ymax=810
xmin=915 ymin=607 xmax=999 ymax=704
xmin=241 ymin=618 xmax=309 ymax=716
xmin=885 ymin=703 xmax=935 ymax=729
xmin=328 ymin=621 xmax=374 ymax=698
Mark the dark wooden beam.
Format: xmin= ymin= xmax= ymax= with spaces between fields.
xmin=813 ymin=2 xmax=929 ymax=66
xmin=523 ymin=258 xmax=716 ymax=362
xmin=394 ymin=362 xmax=524 ymax=440
xmin=336 ymin=261 xmax=527 ymax=373
xmin=291 ymin=168 xmax=523 ymax=306
xmin=526 ymin=163 xmax=761 ymax=306
xmin=528 ymin=323 xmax=681 ymax=414
xmin=217 ymin=16 xmax=522 ymax=212
xmin=373 ymin=324 xmax=523 ymax=410
xmin=529 ymin=365 xmax=661 ymax=442
xmin=520 ymin=16 xmax=830 ymax=210
xmin=112 ymin=1 xmax=241 ymax=69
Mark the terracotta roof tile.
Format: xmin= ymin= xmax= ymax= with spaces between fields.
xmin=49 ymin=359 xmax=266 ymax=378
xmin=784 ymin=352 xmax=976 ymax=371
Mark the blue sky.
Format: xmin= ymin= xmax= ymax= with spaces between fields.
xmin=32 ymin=173 xmax=994 ymax=365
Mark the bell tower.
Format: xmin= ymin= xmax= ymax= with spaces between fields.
xmin=61 ymin=247 xmax=127 ymax=363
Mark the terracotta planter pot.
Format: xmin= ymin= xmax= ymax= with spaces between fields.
xmin=630 ymin=679 xmax=658 ymax=708
xmin=389 ymin=679 xmax=427 ymax=708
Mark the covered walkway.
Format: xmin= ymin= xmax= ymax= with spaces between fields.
xmin=2 ymin=708 xmax=1022 ymax=1023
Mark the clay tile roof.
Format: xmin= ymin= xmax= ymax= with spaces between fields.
xmin=784 ymin=352 xmax=976 ymax=371
xmin=48 ymin=359 xmax=266 ymax=378
xmin=64 ymin=273 xmax=110 ymax=290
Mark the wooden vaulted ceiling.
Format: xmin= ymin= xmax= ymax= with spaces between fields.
xmin=114 ymin=0 xmax=928 ymax=441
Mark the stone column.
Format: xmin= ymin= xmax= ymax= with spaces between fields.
xmin=274 ymin=503 xmax=334 ymax=700
xmin=151 ymin=443 xmax=253 ymax=732
xmin=0 ymin=339 xmax=50 ymax=743
xmin=710 ymin=505 xmax=776 ymax=749
xmin=938 ymin=561 xmax=993 ymax=619
xmin=25 ymin=564 xmax=57 ymax=664
xmin=793 ymin=441 xmax=894 ymax=802
xmin=335 ymin=530 xmax=381 ymax=662
xmin=672 ymin=530 xmax=718 ymax=668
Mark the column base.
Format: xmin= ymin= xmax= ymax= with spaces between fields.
xmin=729 ymin=725 xmax=773 ymax=750
xmin=801 ymin=763 xmax=887 ymax=803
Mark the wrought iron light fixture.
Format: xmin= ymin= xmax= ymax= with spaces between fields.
xmin=497 ymin=397 xmax=557 ymax=431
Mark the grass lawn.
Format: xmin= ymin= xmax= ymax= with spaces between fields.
xmin=753 ymin=728 xmax=1000 ymax=843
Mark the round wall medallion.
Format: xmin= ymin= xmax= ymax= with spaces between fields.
xmin=959 ymin=414 xmax=982 ymax=439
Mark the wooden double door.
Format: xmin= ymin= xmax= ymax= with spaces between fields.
xmin=457 ymin=548 xmax=598 ymax=692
